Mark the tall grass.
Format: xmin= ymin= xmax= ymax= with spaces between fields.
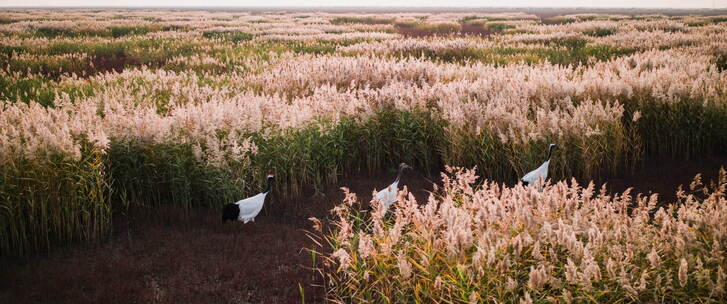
xmin=583 ymin=27 xmax=616 ymax=37
xmin=107 ymin=142 xmax=242 ymax=211
xmin=624 ymin=98 xmax=727 ymax=160
xmin=320 ymin=167 xmax=727 ymax=303
xmin=107 ymin=109 xmax=440 ymax=209
xmin=202 ymin=31 xmax=254 ymax=43
xmin=330 ymin=17 xmax=394 ymax=25
xmin=0 ymin=144 xmax=110 ymax=257
xmin=1 ymin=9 xmax=727 ymax=259
xmin=0 ymin=74 xmax=56 ymax=106
xmin=0 ymin=106 xmax=443 ymax=258
xmin=441 ymin=121 xmax=628 ymax=183
xmin=33 ymin=25 xmax=153 ymax=38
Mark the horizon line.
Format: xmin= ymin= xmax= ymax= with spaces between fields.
xmin=1 ymin=6 xmax=727 ymax=9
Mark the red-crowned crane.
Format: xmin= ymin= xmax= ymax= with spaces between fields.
xmin=373 ymin=163 xmax=411 ymax=213
xmin=222 ymin=174 xmax=274 ymax=223
xmin=521 ymin=144 xmax=557 ymax=187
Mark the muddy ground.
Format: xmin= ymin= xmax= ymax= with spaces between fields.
xmin=1 ymin=157 xmax=725 ymax=304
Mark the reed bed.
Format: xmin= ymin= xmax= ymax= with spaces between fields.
xmin=321 ymin=167 xmax=727 ymax=303
xmin=1 ymin=10 xmax=726 ymax=259
xmin=0 ymin=144 xmax=110 ymax=257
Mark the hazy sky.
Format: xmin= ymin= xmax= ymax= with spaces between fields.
xmin=1 ymin=0 xmax=726 ymax=8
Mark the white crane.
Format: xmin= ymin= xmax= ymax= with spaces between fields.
xmin=222 ymin=174 xmax=274 ymax=223
xmin=372 ymin=163 xmax=411 ymax=213
xmin=521 ymin=144 xmax=557 ymax=187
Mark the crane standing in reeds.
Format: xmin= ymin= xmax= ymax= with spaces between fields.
xmin=222 ymin=174 xmax=275 ymax=223
xmin=372 ymin=162 xmax=412 ymax=213
xmin=521 ymin=144 xmax=557 ymax=187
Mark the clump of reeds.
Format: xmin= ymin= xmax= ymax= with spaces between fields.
xmin=0 ymin=143 xmax=110 ymax=257
xmin=321 ymin=166 xmax=727 ymax=303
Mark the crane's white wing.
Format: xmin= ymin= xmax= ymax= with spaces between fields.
xmin=522 ymin=160 xmax=549 ymax=185
xmin=236 ymin=192 xmax=267 ymax=222
xmin=374 ymin=181 xmax=399 ymax=210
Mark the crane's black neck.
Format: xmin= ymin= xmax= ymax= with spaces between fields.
xmin=546 ymin=146 xmax=555 ymax=161
xmin=263 ymin=178 xmax=273 ymax=194
xmin=395 ymin=166 xmax=405 ymax=184
xmin=546 ymin=149 xmax=552 ymax=161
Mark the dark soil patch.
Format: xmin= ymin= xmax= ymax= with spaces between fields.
xmin=460 ymin=24 xmax=493 ymax=36
xmin=602 ymin=156 xmax=727 ymax=204
xmin=90 ymin=53 xmax=137 ymax=75
xmin=1 ymin=157 xmax=725 ymax=304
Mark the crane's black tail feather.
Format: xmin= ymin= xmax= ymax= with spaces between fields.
xmin=222 ymin=203 xmax=240 ymax=222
